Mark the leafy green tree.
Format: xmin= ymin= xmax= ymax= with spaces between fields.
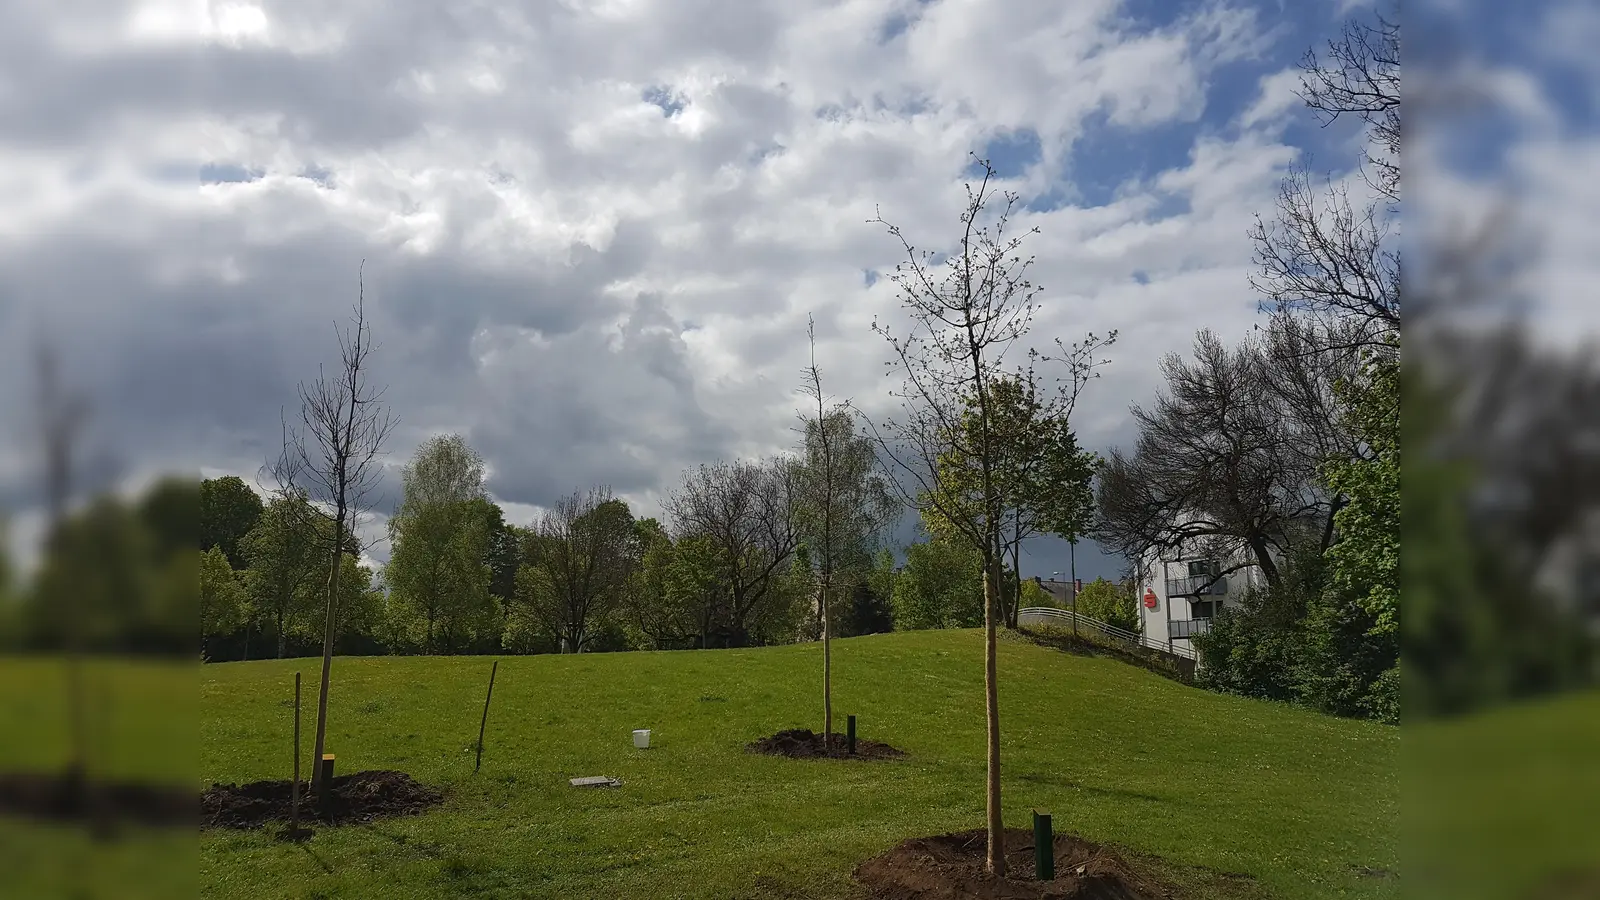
xmin=386 ymin=435 xmax=495 ymax=653
xmin=1400 ymin=360 xmax=1593 ymax=717
xmin=200 ymin=546 xmax=247 ymax=656
xmin=666 ymin=533 xmax=731 ymax=648
xmin=842 ymin=578 xmax=895 ymax=636
xmin=866 ymin=549 xmax=898 ymax=622
xmin=478 ymin=499 xmax=523 ymax=604
xmin=0 ymin=518 xmax=11 ymax=608
xmin=1323 ymin=347 xmax=1398 ymax=639
xmin=240 ymin=491 xmax=327 ymax=658
xmin=1019 ymin=578 xmax=1054 ymax=610
xmin=202 ymin=476 xmax=265 ymax=569
xmin=1195 ymin=546 xmax=1322 ymax=703
xmin=1196 ymin=543 xmax=1397 ymax=722
xmin=326 ymin=553 xmax=384 ymax=652
xmin=891 ymin=536 xmax=985 ymax=630
xmin=623 ymin=518 xmax=686 ymax=648
xmin=138 ymin=476 xmax=200 ymax=561
xmin=27 ymin=495 xmax=189 ymax=654
xmin=923 ymin=364 xmax=1108 ymax=629
xmin=1073 ymin=577 xmax=1138 ymax=632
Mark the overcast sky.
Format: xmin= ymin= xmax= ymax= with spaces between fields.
xmin=1 ymin=0 xmax=1594 ymax=582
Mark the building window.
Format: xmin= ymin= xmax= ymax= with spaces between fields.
xmin=1190 ymin=599 xmax=1219 ymax=620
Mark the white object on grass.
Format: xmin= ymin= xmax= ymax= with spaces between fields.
xmin=570 ymin=776 xmax=622 ymax=788
xmin=633 ymin=729 xmax=651 ymax=749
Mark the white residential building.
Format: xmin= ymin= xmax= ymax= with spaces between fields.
xmin=1135 ymin=548 xmax=1268 ymax=659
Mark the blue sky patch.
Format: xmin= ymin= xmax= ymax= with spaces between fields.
xmin=642 ymin=85 xmax=686 ymax=118
xmin=298 ymin=165 xmax=335 ymax=188
xmin=199 ymin=163 xmax=263 ymax=185
xmin=979 ymin=128 xmax=1042 ymax=180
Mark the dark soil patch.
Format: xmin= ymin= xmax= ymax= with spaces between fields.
xmin=746 ymin=728 xmax=906 ymax=761
xmin=202 ymin=770 xmax=443 ymax=829
xmin=855 ymin=827 xmax=1262 ymax=899
xmin=0 ymin=770 xmax=194 ymax=829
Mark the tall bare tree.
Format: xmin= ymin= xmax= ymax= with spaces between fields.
xmin=861 ymin=155 xmax=1045 ymax=875
xmin=664 ymin=459 xmax=801 ymax=648
xmin=1250 ymin=12 xmax=1399 ymax=353
xmin=270 ymin=265 xmax=396 ymax=793
xmin=1094 ymin=323 xmax=1360 ymax=589
xmin=794 ymin=316 xmax=899 ymax=746
xmin=518 ymin=487 xmax=637 ymax=653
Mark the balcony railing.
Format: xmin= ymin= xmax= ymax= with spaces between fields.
xmin=1164 ymin=573 xmax=1221 ymax=597
xmin=1168 ymin=618 xmax=1212 ymax=640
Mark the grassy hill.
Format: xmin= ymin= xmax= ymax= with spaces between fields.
xmin=191 ymin=629 xmax=1398 ymax=899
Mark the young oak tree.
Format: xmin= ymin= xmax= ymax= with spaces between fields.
xmin=861 ymin=156 xmax=1058 ymax=874
xmin=793 ymin=315 xmax=899 ymax=746
xmin=269 ymin=264 xmax=396 ymax=794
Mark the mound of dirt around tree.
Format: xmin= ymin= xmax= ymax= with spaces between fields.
xmin=0 ymin=770 xmax=194 ymax=829
xmin=855 ymin=828 xmax=1193 ymax=899
xmin=202 ymin=770 xmax=443 ymax=829
xmin=747 ymin=729 xmax=907 ymax=760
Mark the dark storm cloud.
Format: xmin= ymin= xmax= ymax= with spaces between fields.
xmin=469 ymin=292 xmax=737 ymax=509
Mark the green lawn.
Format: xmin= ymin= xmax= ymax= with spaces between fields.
xmin=0 ymin=656 xmax=195 ymax=900
xmin=1405 ymin=688 xmax=1600 ymax=900
xmin=192 ymin=630 xmax=1397 ymax=899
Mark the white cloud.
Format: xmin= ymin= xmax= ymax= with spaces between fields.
xmin=0 ymin=0 xmax=1340 ymax=574
xmin=1238 ymin=67 xmax=1303 ymax=131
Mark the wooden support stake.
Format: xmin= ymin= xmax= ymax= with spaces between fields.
xmin=846 ymin=714 xmax=857 ymax=755
xmin=291 ymin=672 xmax=302 ymax=835
xmin=1034 ymin=809 xmax=1054 ymax=881
xmin=317 ymin=754 xmax=335 ymax=815
xmin=475 ymin=660 xmax=499 ymax=774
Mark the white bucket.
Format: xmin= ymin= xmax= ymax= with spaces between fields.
xmin=632 ymin=729 xmax=651 ymax=749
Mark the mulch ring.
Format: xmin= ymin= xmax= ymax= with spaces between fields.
xmin=202 ymin=770 xmax=443 ymax=829
xmin=0 ymin=770 xmax=194 ymax=829
xmin=746 ymin=728 xmax=907 ymax=761
xmin=855 ymin=827 xmax=1254 ymax=900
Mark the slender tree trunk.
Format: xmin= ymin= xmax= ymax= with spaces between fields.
xmin=277 ymin=607 xmax=287 ymax=659
xmin=310 ymin=516 xmax=345 ymax=794
xmin=982 ymin=535 xmax=1005 ymax=876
